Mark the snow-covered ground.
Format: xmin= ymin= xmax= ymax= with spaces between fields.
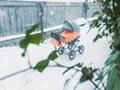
xmin=0 ymin=20 xmax=111 ymax=90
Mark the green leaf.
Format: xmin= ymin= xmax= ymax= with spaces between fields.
xmin=79 ymin=75 xmax=88 ymax=83
xmin=92 ymin=11 xmax=100 ymax=17
xmin=34 ymin=59 xmax=49 ymax=72
xmin=76 ymin=63 xmax=83 ymax=67
xmin=113 ymin=75 xmax=120 ymax=90
xmin=106 ymin=67 xmax=120 ymax=90
xmin=93 ymin=34 xmax=101 ymax=42
xmin=113 ymin=36 xmax=120 ymax=49
xmin=47 ymin=50 xmax=58 ymax=61
xmin=113 ymin=64 xmax=120 ymax=90
xmin=81 ymin=67 xmax=94 ymax=80
xmin=103 ymin=8 xmax=112 ymax=16
xmin=30 ymin=33 xmax=42 ymax=45
xmin=105 ymin=52 xmax=120 ymax=66
xmin=90 ymin=19 xmax=98 ymax=28
xmin=19 ymin=36 xmax=30 ymax=49
xmin=26 ymin=22 xmax=41 ymax=35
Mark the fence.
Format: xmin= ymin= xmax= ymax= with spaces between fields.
xmin=0 ymin=1 xmax=99 ymax=38
xmin=0 ymin=2 xmax=41 ymax=37
xmin=43 ymin=3 xmax=82 ymax=28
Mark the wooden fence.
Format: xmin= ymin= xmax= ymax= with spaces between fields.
xmin=0 ymin=1 xmax=100 ymax=47
xmin=0 ymin=1 xmax=99 ymax=38
xmin=0 ymin=2 xmax=41 ymax=37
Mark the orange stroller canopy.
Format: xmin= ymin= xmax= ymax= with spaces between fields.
xmin=51 ymin=21 xmax=80 ymax=47
xmin=60 ymin=30 xmax=80 ymax=43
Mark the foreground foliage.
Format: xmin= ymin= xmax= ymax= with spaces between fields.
xmin=91 ymin=0 xmax=120 ymax=90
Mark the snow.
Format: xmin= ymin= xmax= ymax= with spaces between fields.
xmin=0 ymin=19 xmax=111 ymax=90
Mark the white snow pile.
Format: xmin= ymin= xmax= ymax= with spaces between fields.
xmin=0 ymin=18 xmax=111 ymax=90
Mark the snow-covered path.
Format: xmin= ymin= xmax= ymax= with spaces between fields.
xmin=0 ymin=23 xmax=111 ymax=90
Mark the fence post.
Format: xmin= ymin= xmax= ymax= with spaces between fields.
xmin=38 ymin=2 xmax=44 ymax=43
xmin=82 ymin=0 xmax=89 ymax=19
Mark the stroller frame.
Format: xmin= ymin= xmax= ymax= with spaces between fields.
xmin=51 ymin=32 xmax=84 ymax=60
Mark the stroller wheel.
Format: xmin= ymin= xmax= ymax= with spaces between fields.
xmin=58 ymin=47 xmax=64 ymax=55
xmin=79 ymin=45 xmax=84 ymax=54
xmin=69 ymin=50 xmax=76 ymax=60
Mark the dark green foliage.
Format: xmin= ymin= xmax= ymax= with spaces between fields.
xmin=34 ymin=50 xmax=58 ymax=72
xmin=93 ymin=34 xmax=102 ymax=42
xmin=19 ymin=36 xmax=30 ymax=49
xmin=34 ymin=59 xmax=49 ymax=72
xmin=30 ymin=33 xmax=42 ymax=45
xmin=19 ymin=22 xmax=42 ymax=56
xmin=90 ymin=0 xmax=120 ymax=45
xmin=47 ymin=50 xmax=58 ymax=60
xmin=26 ymin=22 xmax=41 ymax=35
xmin=113 ymin=36 xmax=120 ymax=51
xmin=90 ymin=0 xmax=120 ymax=90
xmin=76 ymin=63 xmax=83 ymax=67
xmin=19 ymin=21 xmax=59 ymax=72
xmin=92 ymin=11 xmax=100 ymax=17
xmin=20 ymin=33 xmax=42 ymax=50
xmin=90 ymin=19 xmax=100 ymax=28
xmin=81 ymin=67 xmax=94 ymax=80
xmin=80 ymin=75 xmax=89 ymax=83
xmin=79 ymin=67 xmax=98 ymax=83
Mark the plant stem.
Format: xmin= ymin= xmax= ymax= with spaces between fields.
xmin=26 ymin=50 xmax=32 ymax=68
xmin=0 ymin=67 xmax=33 ymax=81
xmin=90 ymin=79 xmax=101 ymax=90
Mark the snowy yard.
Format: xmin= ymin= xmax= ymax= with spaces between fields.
xmin=0 ymin=22 xmax=111 ymax=90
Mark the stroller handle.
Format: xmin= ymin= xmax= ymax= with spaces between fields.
xmin=50 ymin=32 xmax=66 ymax=40
xmin=60 ymin=35 xmax=66 ymax=39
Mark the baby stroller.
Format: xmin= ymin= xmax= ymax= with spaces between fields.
xmin=50 ymin=21 xmax=84 ymax=60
